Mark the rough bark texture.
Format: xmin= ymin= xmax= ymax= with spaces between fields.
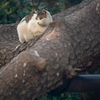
xmin=0 ymin=0 xmax=100 ymax=99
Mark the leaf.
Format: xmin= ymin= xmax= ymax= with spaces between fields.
xmin=0 ymin=11 xmax=6 ymax=15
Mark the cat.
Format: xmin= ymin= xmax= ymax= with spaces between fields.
xmin=17 ymin=9 xmax=53 ymax=43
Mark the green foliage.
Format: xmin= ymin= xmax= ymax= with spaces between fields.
xmin=40 ymin=93 xmax=80 ymax=100
xmin=0 ymin=0 xmax=38 ymax=24
xmin=68 ymin=0 xmax=83 ymax=5
xmin=0 ymin=0 xmax=83 ymax=24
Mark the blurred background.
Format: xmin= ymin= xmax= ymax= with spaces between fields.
xmin=0 ymin=0 xmax=100 ymax=100
xmin=0 ymin=0 xmax=83 ymax=24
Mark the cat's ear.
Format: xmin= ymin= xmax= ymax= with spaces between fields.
xmin=35 ymin=10 xmax=39 ymax=14
xmin=35 ymin=11 xmax=37 ymax=14
xmin=42 ymin=9 xmax=47 ymax=14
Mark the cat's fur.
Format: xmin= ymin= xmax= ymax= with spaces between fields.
xmin=17 ymin=10 xmax=53 ymax=43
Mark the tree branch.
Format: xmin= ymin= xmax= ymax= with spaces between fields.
xmin=0 ymin=0 xmax=100 ymax=99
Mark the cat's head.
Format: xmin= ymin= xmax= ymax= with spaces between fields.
xmin=35 ymin=10 xmax=48 ymax=20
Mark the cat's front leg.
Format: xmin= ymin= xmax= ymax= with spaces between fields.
xmin=18 ymin=34 xmax=25 ymax=43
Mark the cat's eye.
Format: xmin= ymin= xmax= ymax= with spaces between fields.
xmin=40 ymin=18 xmax=42 ymax=20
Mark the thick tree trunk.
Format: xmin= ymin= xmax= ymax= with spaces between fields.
xmin=0 ymin=0 xmax=100 ymax=99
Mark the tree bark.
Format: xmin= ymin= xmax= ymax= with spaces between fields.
xmin=0 ymin=0 xmax=100 ymax=99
